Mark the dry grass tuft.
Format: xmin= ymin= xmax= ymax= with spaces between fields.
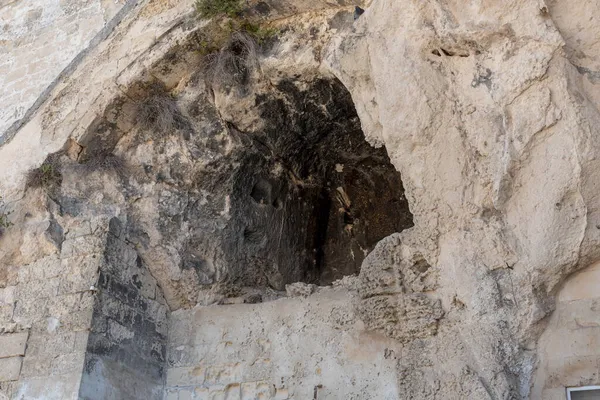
xmin=204 ymin=31 xmax=259 ymax=88
xmin=78 ymin=154 xmax=132 ymax=180
xmin=136 ymin=94 xmax=187 ymax=134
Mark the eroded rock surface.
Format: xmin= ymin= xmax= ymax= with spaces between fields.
xmin=326 ymin=0 xmax=600 ymax=397
xmin=1 ymin=0 xmax=600 ymax=398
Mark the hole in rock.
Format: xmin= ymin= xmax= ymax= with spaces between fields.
xmin=250 ymin=179 xmax=273 ymax=205
xmin=216 ymin=78 xmax=414 ymax=287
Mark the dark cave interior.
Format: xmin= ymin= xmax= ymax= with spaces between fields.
xmin=221 ymin=78 xmax=414 ymax=287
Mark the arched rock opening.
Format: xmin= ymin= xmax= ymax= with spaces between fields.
xmin=37 ymin=69 xmax=413 ymax=299
xmin=202 ymin=77 xmax=414 ymax=287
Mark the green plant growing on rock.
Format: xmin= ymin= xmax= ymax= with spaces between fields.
xmin=193 ymin=0 xmax=279 ymax=44
xmin=193 ymin=19 xmax=277 ymax=58
xmin=192 ymin=0 xmax=280 ymax=89
xmin=0 ymin=196 xmax=12 ymax=230
xmin=239 ymin=21 xmax=278 ymax=45
xmin=27 ymin=161 xmax=62 ymax=191
xmin=195 ymin=0 xmax=243 ymax=18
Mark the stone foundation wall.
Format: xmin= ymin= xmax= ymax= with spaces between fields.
xmin=0 ymin=215 xmax=106 ymax=400
xmin=165 ymin=289 xmax=401 ymax=400
xmin=0 ymin=213 xmax=168 ymax=400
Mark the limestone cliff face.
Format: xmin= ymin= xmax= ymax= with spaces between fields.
xmin=0 ymin=0 xmax=599 ymax=399
xmin=327 ymin=0 xmax=600 ymax=397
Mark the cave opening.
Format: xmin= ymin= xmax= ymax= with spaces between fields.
xmin=48 ymin=73 xmax=413 ymax=294
xmin=221 ymin=77 xmax=414 ymax=288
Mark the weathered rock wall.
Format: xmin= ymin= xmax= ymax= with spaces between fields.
xmin=0 ymin=0 xmax=600 ymax=399
xmin=0 ymin=0 xmax=192 ymax=198
xmin=326 ymin=0 xmax=600 ymax=397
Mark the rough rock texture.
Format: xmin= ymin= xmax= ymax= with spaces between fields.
xmin=1 ymin=0 xmax=600 ymax=398
xmin=326 ymin=0 xmax=600 ymax=397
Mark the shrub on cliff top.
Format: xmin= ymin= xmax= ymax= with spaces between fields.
xmin=193 ymin=0 xmax=279 ymax=89
xmin=239 ymin=21 xmax=278 ymax=45
xmin=195 ymin=0 xmax=243 ymax=18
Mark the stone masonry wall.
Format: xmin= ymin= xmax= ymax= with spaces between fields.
xmin=79 ymin=218 xmax=169 ymax=400
xmin=0 ymin=208 xmax=168 ymax=399
xmin=1 ymin=213 xmax=107 ymax=400
xmin=165 ymin=288 xmax=402 ymax=400
xmin=0 ymin=332 xmax=27 ymax=398
xmin=0 ymin=0 xmax=133 ymax=143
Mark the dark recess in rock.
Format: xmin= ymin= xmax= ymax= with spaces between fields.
xmin=35 ymin=69 xmax=413 ymax=296
xmin=254 ymin=1 xmax=271 ymax=15
xmin=212 ymin=77 xmax=414 ymax=286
